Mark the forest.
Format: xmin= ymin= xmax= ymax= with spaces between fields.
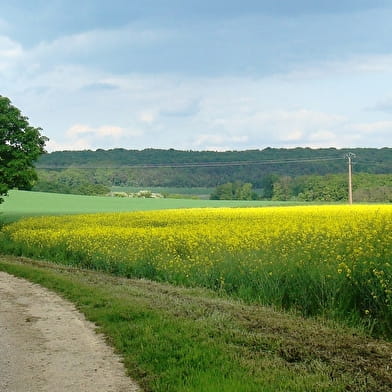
xmin=33 ymin=147 xmax=392 ymax=201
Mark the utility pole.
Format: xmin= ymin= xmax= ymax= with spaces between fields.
xmin=345 ymin=153 xmax=355 ymax=205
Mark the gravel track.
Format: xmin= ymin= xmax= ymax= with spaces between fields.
xmin=0 ymin=272 xmax=140 ymax=392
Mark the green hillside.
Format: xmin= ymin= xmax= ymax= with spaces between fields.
xmin=36 ymin=147 xmax=392 ymax=188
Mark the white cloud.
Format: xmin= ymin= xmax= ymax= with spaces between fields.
xmin=15 ymin=67 xmax=376 ymax=150
xmin=257 ymin=110 xmax=344 ymax=130
xmin=282 ymin=53 xmax=392 ymax=81
xmin=66 ymin=124 xmax=131 ymax=138
xmin=284 ymin=130 xmax=304 ymax=141
xmin=46 ymin=138 xmax=92 ymax=152
xmin=337 ymin=120 xmax=392 ymax=147
xmin=139 ymin=111 xmax=156 ymax=124
xmin=97 ymin=126 xmax=124 ymax=137
xmin=354 ymin=121 xmax=392 ymax=133
xmin=0 ymin=35 xmax=22 ymax=58
xmin=309 ymin=130 xmax=336 ymax=141
xmin=66 ymin=124 xmax=92 ymax=137
xmin=28 ymin=25 xmax=172 ymax=67
xmin=2 ymin=41 xmax=391 ymax=151
xmin=49 ymin=123 xmax=144 ymax=152
xmin=202 ymin=109 xmax=347 ymax=147
xmin=0 ymin=35 xmax=23 ymax=71
xmin=349 ymin=55 xmax=392 ymax=73
xmin=193 ymin=134 xmax=248 ymax=148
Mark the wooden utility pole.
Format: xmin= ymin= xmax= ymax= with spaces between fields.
xmin=345 ymin=153 xmax=355 ymax=205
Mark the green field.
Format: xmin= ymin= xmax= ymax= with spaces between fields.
xmin=111 ymin=185 xmax=215 ymax=197
xmin=0 ymin=190 xmax=297 ymax=222
xmin=111 ymin=186 xmax=265 ymax=200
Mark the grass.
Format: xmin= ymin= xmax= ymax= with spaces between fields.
xmin=111 ymin=186 xmax=214 ymax=197
xmin=111 ymin=186 xmax=267 ymax=200
xmin=1 ymin=255 xmax=392 ymax=391
xmin=0 ymin=190 xmax=299 ymax=223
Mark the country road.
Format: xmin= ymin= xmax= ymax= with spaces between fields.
xmin=0 ymin=272 xmax=139 ymax=392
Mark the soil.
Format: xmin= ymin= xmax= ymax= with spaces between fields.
xmin=0 ymin=272 xmax=140 ymax=392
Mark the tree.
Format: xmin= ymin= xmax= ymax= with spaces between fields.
xmin=234 ymin=182 xmax=257 ymax=200
xmin=0 ymin=96 xmax=48 ymax=203
xmin=272 ymin=176 xmax=293 ymax=201
xmin=210 ymin=182 xmax=258 ymax=200
xmin=210 ymin=182 xmax=234 ymax=200
xmin=260 ymin=173 xmax=279 ymax=199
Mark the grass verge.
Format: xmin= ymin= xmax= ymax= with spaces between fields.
xmin=1 ymin=256 xmax=391 ymax=392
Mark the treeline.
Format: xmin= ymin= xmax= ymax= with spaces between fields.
xmin=209 ymin=173 xmax=392 ymax=202
xmin=210 ymin=182 xmax=259 ymax=200
xmin=32 ymin=179 xmax=110 ymax=196
xmin=33 ymin=169 xmax=392 ymax=202
xmin=32 ymin=148 xmax=392 ymax=200
xmin=36 ymin=147 xmax=392 ymax=173
xmin=35 ymin=147 xmax=392 ymax=188
xmin=272 ymin=173 xmax=392 ymax=202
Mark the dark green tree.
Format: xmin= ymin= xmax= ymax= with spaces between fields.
xmin=261 ymin=173 xmax=279 ymax=199
xmin=210 ymin=182 xmax=258 ymax=200
xmin=0 ymin=96 xmax=48 ymax=202
xmin=272 ymin=176 xmax=293 ymax=201
xmin=210 ymin=182 xmax=234 ymax=200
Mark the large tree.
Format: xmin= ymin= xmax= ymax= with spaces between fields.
xmin=0 ymin=95 xmax=48 ymax=203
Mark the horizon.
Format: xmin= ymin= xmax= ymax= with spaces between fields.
xmin=44 ymin=146 xmax=388 ymax=154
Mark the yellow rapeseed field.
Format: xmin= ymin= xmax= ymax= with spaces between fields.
xmin=2 ymin=204 xmax=392 ymax=334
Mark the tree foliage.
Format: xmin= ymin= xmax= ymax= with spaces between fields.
xmin=0 ymin=96 xmax=48 ymax=202
xmin=210 ymin=182 xmax=258 ymax=200
xmin=34 ymin=148 xmax=392 ymax=202
xmin=270 ymin=173 xmax=392 ymax=202
xmin=32 ymin=180 xmax=110 ymax=196
xmin=36 ymin=147 xmax=392 ymax=189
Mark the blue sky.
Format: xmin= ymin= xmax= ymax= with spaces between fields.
xmin=1 ymin=0 xmax=392 ymax=151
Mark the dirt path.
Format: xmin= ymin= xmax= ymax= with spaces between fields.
xmin=0 ymin=272 xmax=140 ymax=392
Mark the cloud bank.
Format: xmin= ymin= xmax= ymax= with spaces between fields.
xmin=1 ymin=1 xmax=392 ymax=151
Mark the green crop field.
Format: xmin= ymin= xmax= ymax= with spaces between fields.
xmin=111 ymin=185 xmax=215 ymax=196
xmin=111 ymin=186 xmax=265 ymax=200
xmin=0 ymin=190 xmax=298 ymax=223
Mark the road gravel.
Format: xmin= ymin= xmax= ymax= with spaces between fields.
xmin=0 ymin=272 xmax=140 ymax=392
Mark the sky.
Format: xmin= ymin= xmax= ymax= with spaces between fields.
xmin=1 ymin=0 xmax=392 ymax=152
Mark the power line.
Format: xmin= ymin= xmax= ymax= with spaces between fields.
xmin=353 ymin=161 xmax=389 ymax=167
xmin=37 ymin=156 xmax=346 ymax=169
